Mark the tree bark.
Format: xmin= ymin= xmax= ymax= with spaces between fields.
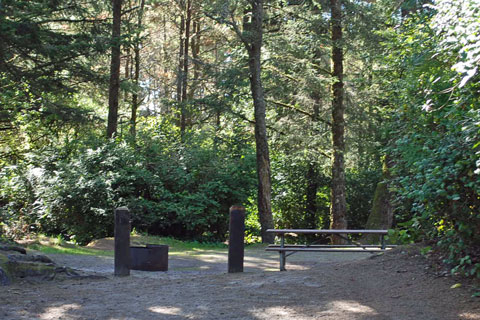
xmin=180 ymin=0 xmax=192 ymax=135
xmin=163 ymin=14 xmax=170 ymax=102
xmin=330 ymin=0 xmax=348 ymax=244
xmin=189 ymin=19 xmax=200 ymax=100
xmin=244 ymin=0 xmax=274 ymax=244
xmin=124 ymin=47 xmax=130 ymax=79
xmin=305 ymin=165 xmax=319 ymax=229
xmin=305 ymin=92 xmax=321 ymax=229
xmin=130 ymin=0 xmax=145 ymax=137
xmin=176 ymin=3 xmax=185 ymax=103
xmin=107 ymin=0 xmax=123 ymax=138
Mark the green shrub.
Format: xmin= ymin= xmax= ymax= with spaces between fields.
xmin=383 ymin=4 xmax=480 ymax=278
xmin=0 ymin=128 xmax=257 ymax=244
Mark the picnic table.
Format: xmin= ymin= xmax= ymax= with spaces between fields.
xmin=265 ymin=229 xmax=396 ymax=271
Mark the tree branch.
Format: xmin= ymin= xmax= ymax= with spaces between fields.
xmin=227 ymin=109 xmax=286 ymax=135
xmin=267 ymin=99 xmax=332 ymax=126
xmin=37 ymin=18 xmax=109 ymax=24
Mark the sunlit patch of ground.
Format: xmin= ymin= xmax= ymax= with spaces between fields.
xmin=39 ymin=304 xmax=81 ymax=320
xmin=460 ymin=312 xmax=480 ymax=320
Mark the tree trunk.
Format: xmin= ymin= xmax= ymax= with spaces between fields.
xmin=189 ymin=19 xmax=200 ymax=100
xmin=107 ymin=0 xmax=123 ymax=138
xmin=245 ymin=0 xmax=274 ymax=244
xmin=305 ymin=165 xmax=319 ymax=229
xmin=130 ymin=48 xmax=140 ymax=137
xmin=305 ymin=92 xmax=321 ymax=229
xmin=163 ymin=14 xmax=170 ymax=102
xmin=130 ymin=0 xmax=145 ymax=137
xmin=124 ymin=47 xmax=130 ymax=79
xmin=176 ymin=3 xmax=185 ymax=103
xmin=329 ymin=0 xmax=348 ymax=244
xmin=123 ymin=0 xmax=132 ymax=104
xmin=180 ymin=0 xmax=192 ymax=136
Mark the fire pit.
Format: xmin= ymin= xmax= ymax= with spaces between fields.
xmin=130 ymin=244 xmax=168 ymax=271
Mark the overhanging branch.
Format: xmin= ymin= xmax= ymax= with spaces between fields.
xmin=267 ymin=99 xmax=331 ymax=126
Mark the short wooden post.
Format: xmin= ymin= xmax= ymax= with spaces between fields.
xmin=228 ymin=205 xmax=245 ymax=273
xmin=280 ymin=233 xmax=286 ymax=271
xmin=114 ymin=207 xmax=131 ymax=276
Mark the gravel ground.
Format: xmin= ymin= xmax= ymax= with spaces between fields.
xmin=1 ymin=246 xmax=479 ymax=320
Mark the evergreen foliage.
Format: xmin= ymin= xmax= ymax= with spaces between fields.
xmin=0 ymin=0 xmax=110 ymax=164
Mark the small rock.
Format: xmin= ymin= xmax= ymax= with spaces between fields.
xmin=33 ymin=255 xmax=54 ymax=264
xmin=0 ymin=245 xmax=26 ymax=255
xmin=7 ymin=253 xmax=54 ymax=264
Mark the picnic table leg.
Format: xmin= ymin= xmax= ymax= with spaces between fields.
xmin=280 ymin=234 xmax=286 ymax=271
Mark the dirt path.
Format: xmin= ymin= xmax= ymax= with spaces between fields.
xmin=1 ymin=246 xmax=479 ymax=320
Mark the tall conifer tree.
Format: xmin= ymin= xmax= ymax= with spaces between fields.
xmin=107 ymin=0 xmax=123 ymax=138
xmin=330 ymin=0 xmax=348 ymax=242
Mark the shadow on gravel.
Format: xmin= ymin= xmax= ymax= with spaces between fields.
xmin=1 ymin=248 xmax=479 ymax=320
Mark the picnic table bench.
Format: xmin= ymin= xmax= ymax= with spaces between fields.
xmin=265 ymin=229 xmax=396 ymax=271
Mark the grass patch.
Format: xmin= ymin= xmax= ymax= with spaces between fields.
xmin=20 ymin=234 xmax=267 ymax=257
xmin=132 ymin=234 xmax=228 ymax=253
xmin=28 ymin=243 xmax=113 ymax=257
xmin=21 ymin=234 xmax=229 ymax=257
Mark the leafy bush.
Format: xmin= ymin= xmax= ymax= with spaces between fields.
xmin=383 ymin=3 xmax=480 ymax=278
xmin=0 ymin=127 xmax=257 ymax=244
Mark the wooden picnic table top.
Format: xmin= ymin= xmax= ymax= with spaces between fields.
xmin=266 ymin=229 xmax=389 ymax=235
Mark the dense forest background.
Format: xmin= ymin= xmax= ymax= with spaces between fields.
xmin=0 ymin=0 xmax=479 ymax=278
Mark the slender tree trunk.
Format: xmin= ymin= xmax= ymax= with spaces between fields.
xmin=305 ymin=92 xmax=321 ymax=229
xmin=176 ymin=3 xmax=185 ymax=104
xmin=130 ymin=0 xmax=145 ymax=137
xmin=213 ymin=40 xmax=220 ymax=143
xmin=163 ymin=14 xmax=170 ymax=102
xmin=130 ymin=49 xmax=140 ymax=136
xmin=123 ymin=0 xmax=132 ymax=104
xmin=123 ymin=50 xmax=131 ymax=104
xmin=189 ymin=19 xmax=200 ymax=100
xmin=107 ymin=0 xmax=123 ymax=138
xmin=125 ymin=47 xmax=130 ymax=79
xmin=330 ymin=0 xmax=348 ymax=243
xmin=305 ymin=165 xmax=319 ymax=228
xmin=245 ymin=0 xmax=274 ymax=244
xmin=182 ymin=0 xmax=192 ymax=102
xmin=180 ymin=0 xmax=191 ymax=135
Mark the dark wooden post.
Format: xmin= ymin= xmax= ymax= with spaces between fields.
xmin=228 ymin=205 xmax=245 ymax=273
xmin=114 ymin=207 xmax=131 ymax=276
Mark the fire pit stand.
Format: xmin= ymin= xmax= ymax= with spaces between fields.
xmin=130 ymin=244 xmax=168 ymax=271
